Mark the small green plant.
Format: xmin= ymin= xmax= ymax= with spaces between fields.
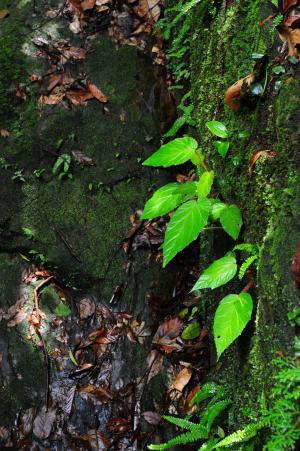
xmin=206 ymin=121 xmax=250 ymax=159
xmin=33 ymin=168 xmax=45 ymax=179
xmin=12 ymin=169 xmax=25 ymax=182
xmin=22 ymin=227 xmax=34 ymax=240
xmin=148 ymin=383 xmax=264 ymax=450
xmin=28 ymin=249 xmax=48 ymax=265
xmin=52 ymin=153 xmax=73 ymax=180
xmin=142 ymin=134 xmax=258 ymax=358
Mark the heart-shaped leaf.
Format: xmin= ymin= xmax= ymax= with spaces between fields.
xmin=214 ymin=141 xmax=230 ymax=158
xmin=143 ymin=136 xmax=198 ymax=167
xmin=192 ymin=253 xmax=237 ymax=291
xmin=220 ymin=205 xmax=243 ymax=240
xmin=206 ymin=121 xmax=228 ymax=138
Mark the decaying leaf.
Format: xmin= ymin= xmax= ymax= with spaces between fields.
xmin=33 ymin=406 xmax=56 ymax=439
xmin=39 ymin=92 xmax=65 ymax=106
xmin=225 ymin=73 xmax=255 ymax=111
xmin=279 ymin=0 xmax=300 ymax=14
xmin=0 ymin=9 xmax=9 ymax=19
xmin=87 ymin=80 xmax=108 ymax=103
xmin=277 ymin=15 xmax=300 ymax=60
xmin=72 ymin=150 xmax=95 ymax=166
xmin=169 ymin=367 xmax=192 ymax=393
xmin=79 ymin=384 xmax=114 ymax=402
xmin=249 ymin=150 xmax=276 ymax=176
xmin=79 ymin=297 xmax=96 ymax=318
xmin=291 ymin=243 xmax=300 ymax=287
xmin=107 ymin=417 xmax=131 ymax=433
xmin=141 ymin=411 xmax=162 ymax=426
xmin=135 ymin=0 xmax=161 ymax=23
xmin=81 ymin=429 xmax=110 ymax=450
xmin=65 ymin=89 xmax=94 ymax=105
xmin=146 ymin=349 xmax=164 ymax=382
xmin=0 ymin=129 xmax=10 ymax=137
xmin=19 ymin=407 xmax=37 ymax=437
xmin=62 ymin=46 xmax=87 ymax=60
xmin=81 ymin=0 xmax=96 ymax=11
xmin=152 ymin=317 xmax=183 ymax=353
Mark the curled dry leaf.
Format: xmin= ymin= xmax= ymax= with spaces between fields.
xmin=277 ymin=15 xmax=300 ymax=60
xmin=0 ymin=128 xmax=10 ymax=137
xmin=79 ymin=297 xmax=95 ymax=318
xmin=81 ymin=429 xmax=110 ymax=450
xmin=146 ymin=349 xmax=164 ymax=382
xmin=81 ymin=0 xmax=96 ymax=10
xmin=225 ymin=73 xmax=255 ymax=111
xmin=72 ymin=150 xmax=94 ymax=166
xmin=291 ymin=243 xmax=300 ymax=287
xmin=62 ymin=46 xmax=87 ymax=60
xmin=249 ymin=150 xmax=276 ymax=176
xmin=279 ymin=0 xmax=300 ymax=14
xmin=169 ymin=367 xmax=192 ymax=393
xmin=39 ymin=92 xmax=65 ymax=106
xmin=87 ymin=80 xmax=108 ymax=103
xmin=33 ymin=406 xmax=56 ymax=439
xmin=141 ymin=411 xmax=162 ymax=426
xmin=152 ymin=317 xmax=183 ymax=353
xmin=79 ymin=384 xmax=114 ymax=402
xmin=135 ymin=0 xmax=161 ymax=23
xmin=0 ymin=9 xmax=9 ymax=18
xmin=65 ymin=89 xmax=94 ymax=105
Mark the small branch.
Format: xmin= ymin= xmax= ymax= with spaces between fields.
xmin=242 ymin=271 xmax=255 ymax=293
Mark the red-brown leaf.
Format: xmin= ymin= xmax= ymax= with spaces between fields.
xmin=249 ymin=150 xmax=276 ymax=176
xmin=87 ymin=80 xmax=108 ymax=103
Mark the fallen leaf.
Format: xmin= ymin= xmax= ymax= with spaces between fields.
xmin=65 ymin=89 xmax=94 ymax=105
xmin=141 ymin=411 xmax=162 ymax=426
xmin=0 ymin=9 xmax=9 ymax=19
xmin=0 ymin=129 xmax=10 ymax=137
xmin=81 ymin=0 xmax=96 ymax=10
xmin=19 ymin=407 xmax=37 ymax=436
xmin=169 ymin=367 xmax=192 ymax=393
xmin=39 ymin=92 xmax=65 ymax=106
xmin=135 ymin=0 xmax=161 ymax=22
xmin=146 ymin=349 xmax=164 ymax=382
xmin=279 ymin=0 xmax=300 ymax=14
xmin=87 ymin=80 xmax=108 ymax=103
xmin=62 ymin=46 xmax=87 ymax=60
xmin=79 ymin=297 xmax=95 ymax=318
xmin=81 ymin=429 xmax=110 ymax=450
xmin=107 ymin=417 xmax=131 ymax=433
xmin=79 ymin=384 xmax=113 ymax=402
xmin=249 ymin=150 xmax=276 ymax=176
xmin=152 ymin=317 xmax=183 ymax=353
xmin=72 ymin=150 xmax=95 ymax=166
xmin=33 ymin=406 xmax=56 ymax=439
xmin=16 ymin=86 xmax=27 ymax=101
xmin=277 ymin=15 xmax=300 ymax=60
xmin=225 ymin=73 xmax=255 ymax=111
xmin=64 ymin=386 xmax=76 ymax=416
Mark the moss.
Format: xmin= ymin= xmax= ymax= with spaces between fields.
xmin=189 ymin=0 xmax=300 ymax=442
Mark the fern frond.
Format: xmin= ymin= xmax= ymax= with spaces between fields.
xmin=200 ymin=400 xmax=230 ymax=432
xmin=163 ymin=415 xmax=200 ymax=431
xmin=198 ymin=438 xmax=220 ymax=450
xmin=190 ymin=383 xmax=226 ymax=406
xmin=233 ymin=243 xmax=259 ymax=255
xmin=213 ymin=421 xmax=265 ymax=448
xmin=238 ymin=255 xmax=258 ymax=280
xmin=148 ymin=426 xmax=208 ymax=450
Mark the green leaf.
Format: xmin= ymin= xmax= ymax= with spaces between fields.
xmin=143 ymin=136 xmax=198 ymax=167
xmin=213 ymin=292 xmax=253 ymax=360
xmin=181 ymin=322 xmax=200 ymax=340
xmin=213 ymin=421 xmax=264 ymax=448
xmin=211 ymin=201 xmax=226 ymax=220
xmin=141 ymin=182 xmax=197 ymax=220
xmin=238 ymin=255 xmax=258 ymax=280
xmin=55 ymin=302 xmax=72 ymax=317
xmin=190 ymin=383 xmax=226 ymax=406
xmin=68 ymin=349 xmax=78 ymax=366
xmin=22 ymin=227 xmax=34 ymax=239
xmin=192 ymin=254 xmax=237 ymax=291
xmin=198 ymin=171 xmax=214 ymax=198
xmin=220 ymin=205 xmax=243 ymax=240
xmin=237 ymin=130 xmax=250 ymax=139
xmin=163 ymin=199 xmax=210 ymax=267
xmin=214 ymin=141 xmax=230 ymax=158
xmin=206 ymin=121 xmax=228 ymax=138
xmin=141 ymin=183 xmax=183 ymax=219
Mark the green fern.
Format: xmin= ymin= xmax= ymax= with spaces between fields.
xmin=190 ymin=382 xmax=226 ymax=406
xmin=238 ymin=255 xmax=258 ymax=280
xmin=200 ymin=400 xmax=231 ymax=433
xmin=148 ymin=426 xmax=208 ymax=450
xmin=213 ymin=422 xmax=265 ymax=448
xmin=162 ymin=415 xmax=202 ymax=431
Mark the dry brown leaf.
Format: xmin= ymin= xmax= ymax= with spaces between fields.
xmin=87 ymin=80 xmax=108 ymax=103
xmin=249 ymin=150 xmax=276 ymax=176
xmin=146 ymin=349 xmax=164 ymax=382
xmin=136 ymin=0 xmax=161 ymax=22
xmin=65 ymin=89 xmax=94 ymax=105
xmin=183 ymin=385 xmax=201 ymax=414
xmin=79 ymin=384 xmax=114 ymax=402
xmin=225 ymin=73 xmax=255 ymax=111
xmin=33 ymin=406 xmax=56 ymax=439
xmin=0 ymin=9 xmax=9 ymax=19
xmin=0 ymin=128 xmax=10 ymax=137
xmin=169 ymin=367 xmax=192 ymax=393
xmin=141 ymin=411 xmax=162 ymax=426
xmin=81 ymin=429 xmax=110 ymax=450
xmin=280 ymin=0 xmax=300 ymax=14
xmin=16 ymin=87 xmax=27 ymax=101
xmin=277 ymin=16 xmax=300 ymax=59
xmin=19 ymin=407 xmax=37 ymax=436
xmin=39 ymin=92 xmax=65 ymax=106
xmin=81 ymin=0 xmax=96 ymax=10
xmin=79 ymin=297 xmax=95 ymax=318
xmin=62 ymin=46 xmax=87 ymax=60
xmin=72 ymin=150 xmax=95 ymax=166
